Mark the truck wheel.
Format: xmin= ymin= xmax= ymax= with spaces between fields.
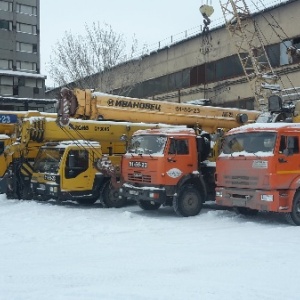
xmin=285 ymin=193 xmax=300 ymax=226
xmin=173 ymin=185 xmax=202 ymax=217
xmin=234 ymin=207 xmax=259 ymax=216
xmin=138 ymin=200 xmax=161 ymax=210
xmin=101 ymin=181 xmax=126 ymax=208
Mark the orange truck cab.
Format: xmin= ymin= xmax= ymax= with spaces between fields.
xmin=119 ymin=127 xmax=215 ymax=217
xmin=215 ymin=123 xmax=300 ymax=225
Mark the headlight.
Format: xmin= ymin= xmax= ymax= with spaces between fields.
xmin=149 ymin=192 xmax=159 ymax=199
xmin=216 ymin=191 xmax=223 ymax=197
xmin=261 ymin=194 xmax=273 ymax=202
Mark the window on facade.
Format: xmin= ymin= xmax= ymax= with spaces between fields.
xmin=190 ymin=65 xmax=206 ymax=86
xmin=16 ymin=23 xmax=37 ymax=35
xmin=0 ymin=76 xmax=13 ymax=85
xmin=24 ymin=78 xmax=42 ymax=88
xmin=16 ymin=4 xmax=37 ymax=15
xmin=16 ymin=42 xmax=37 ymax=53
xmin=18 ymin=77 xmax=25 ymax=86
xmin=181 ymin=69 xmax=190 ymax=88
xmin=205 ymin=62 xmax=215 ymax=83
xmin=216 ymin=55 xmax=243 ymax=81
xmin=0 ymin=59 xmax=12 ymax=70
xmin=266 ymin=44 xmax=280 ymax=67
xmin=168 ymin=70 xmax=191 ymax=91
xmin=16 ymin=61 xmax=37 ymax=72
xmin=0 ymin=1 xmax=12 ymax=11
xmin=0 ymin=85 xmax=13 ymax=95
xmin=288 ymin=37 xmax=300 ymax=64
xmin=0 ymin=19 xmax=12 ymax=30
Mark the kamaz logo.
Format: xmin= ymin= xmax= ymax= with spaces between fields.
xmin=107 ymin=99 xmax=161 ymax=112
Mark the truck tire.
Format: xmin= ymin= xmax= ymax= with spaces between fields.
xmin=285 ymin=193 xmax=300 ymax=226
xmin=234 ymin=207 xmax=259 ymax=216
xmin=101 ymin=180 xmax=126 ymax=208
xmin=173 ymin=184 xmax=202 ymax=217
xmin=138 ymin=200 xmax=161 ymax=210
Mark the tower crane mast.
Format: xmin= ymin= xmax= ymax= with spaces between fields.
xmin=219 ymin=0 xmax=280 ymax=111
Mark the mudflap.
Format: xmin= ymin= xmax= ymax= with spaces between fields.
xmin=0 ymin=177 xmax=7 ymax=194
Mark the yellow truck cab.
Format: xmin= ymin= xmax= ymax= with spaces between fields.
xmin=31 ymin=140 xmax=104 ymax=204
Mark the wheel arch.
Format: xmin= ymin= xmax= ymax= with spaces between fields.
xmin=176 ymin=173 xmax=207 ymax=201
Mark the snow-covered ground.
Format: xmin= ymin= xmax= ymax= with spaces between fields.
xmin=1 ymin=195 xmax=299 ymax=300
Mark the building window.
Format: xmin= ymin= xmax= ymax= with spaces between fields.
xmin=0 ymin=76 xmax=13 ymax=85
xmin=288 ymin=37 xmax=300 ymax=64
xmin=16 ymin=23 xmax=37 ymax=35
xmin=0 ymin=85 xmax=13 ymax=95
xmin=16 ymin=42 xmax=37 ymax=53
xmin=0 ymin=1 xmax=12 ymax=12
xmin=16 ymin=61 xmax=37 ymax=72
xmin=0 ymin=19 xmax=12 ymax=30
xmin=165 ymin=69 xmax=190 ymax=90
xmin=0 ymin=59 xmax=13 ymax=70
xmin=24 ymin=78 xmax=43 ymax=88
xmin=16 ymin=4 xmax=37 ymax=16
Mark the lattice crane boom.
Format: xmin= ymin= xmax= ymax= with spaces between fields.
xmin=219 ymin=0 xmax=280 ymax=111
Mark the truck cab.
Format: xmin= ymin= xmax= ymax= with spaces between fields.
xmin=31 ymin=140 xmax=104 ymax=204
xmin=215 ymin=123 xmax=300 ymax=225
xmin=119 ymin=127 xmax=214 ymax=216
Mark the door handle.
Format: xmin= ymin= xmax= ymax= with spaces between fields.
xmin=278 ymin=158 xmax=287 ymax=163
xmin=167 ymin=158 xmax=176 ymax=162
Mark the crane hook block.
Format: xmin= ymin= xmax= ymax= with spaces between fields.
xmin=199 ymin=4 xmax=214 ymax=18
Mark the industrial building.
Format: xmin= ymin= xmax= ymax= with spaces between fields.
xmin=47 ymin=0 xmax=300 ymax=111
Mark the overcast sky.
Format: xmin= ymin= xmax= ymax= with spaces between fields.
xmin=40 ymin=0 xmax=285 ymax=87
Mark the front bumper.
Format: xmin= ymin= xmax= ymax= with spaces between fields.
xmin=215 ymin=187 xmax=292 ymax=212
xmin=31 ymin=181 xmax=59 ymax=199
xmin=120 ymin=183 xmax=167 ymax=204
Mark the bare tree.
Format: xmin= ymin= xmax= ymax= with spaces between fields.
xmin=48 ymin=22 xmax=141 ymax=92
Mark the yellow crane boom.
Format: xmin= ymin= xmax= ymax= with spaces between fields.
xmin=58 ymin=88 xmax=261 ymax=132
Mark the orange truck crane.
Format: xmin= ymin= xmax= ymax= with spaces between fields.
xmin=215 ymin=122 xmax=300 ymax=225
xmin=119 ymin=127 xmax=215 ymax=216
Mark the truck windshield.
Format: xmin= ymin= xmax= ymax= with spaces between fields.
xmin=128 ymin=135 xmax=167 ymax=155
xmin=33 ymin=148 xmax=65 ymax=173
xmin=221 ymin=132 xmax=277 ymax=155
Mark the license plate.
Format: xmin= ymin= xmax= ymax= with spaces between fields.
xmin=129 ymin=190 xmax=139 ymax=196
xmin=129 ymin=161 xmax=148 ymax=168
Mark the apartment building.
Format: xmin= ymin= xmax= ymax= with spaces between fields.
xmin=0 ymin=0 xmax=45 ymax=99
